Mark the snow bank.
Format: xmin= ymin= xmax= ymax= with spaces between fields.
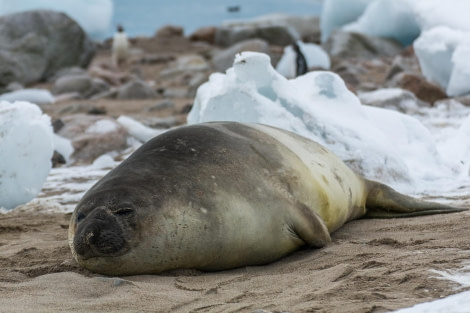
xmin=320 ymin=0 xmax=373 ymax=43
xmin=393 ymin=263 xmax=470 ymax=313
xmin=0 ymin=101 xmax=54 ymax=210
xmin=0 ymin=89 xmax=55 ymax=106
xmin=412 ymin=0 xmax=470 ymax=32
xmin=276 ymin=41 xmax=330 ymax=78
xmin=392 ymin=290 xmax=470 ymax=313
xmin=321 ymin=0 xmax=470 ymax=95
xmin=342 ymin=0 xmax=420 ymax=46
xmin=321 ymin=0 xmax=470 ymax=44
xmin=0 ymin=0 xmax=113 ymax=38
xmin=359 ymin=88 xmax=422 ymax=113
xmin=438 ymin=113 xmax=470 ymax=178
xmin=414 ymin=27 xmax=470 ymax=97
xmin=117 ymin=116 xmax=165 ymax=143
xmin=188 ymin=52 xmax=457 ymax=192
xmin=86 ymin=119 xmax=119 ymax=134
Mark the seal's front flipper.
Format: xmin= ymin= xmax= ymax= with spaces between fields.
xmin=291 ymin=201 xmax=331 ymax=248
xmin=364 ymin=181 xmax=467 ymax=218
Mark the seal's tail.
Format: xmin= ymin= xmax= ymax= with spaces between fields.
xmin=364 ymin=181 xmax=468 ymax=218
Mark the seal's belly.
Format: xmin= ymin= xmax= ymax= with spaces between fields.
xmin=145 ymin=192 xmax=306 ymax=271
xmin=248 ymin=124 xmax=367 ymax=232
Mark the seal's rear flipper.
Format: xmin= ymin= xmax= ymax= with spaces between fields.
xmin=364 ymin=181 xmax=468 ymax=218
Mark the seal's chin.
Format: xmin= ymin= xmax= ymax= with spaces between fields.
xmin=74 ymin=246 xmax=130 ymax=262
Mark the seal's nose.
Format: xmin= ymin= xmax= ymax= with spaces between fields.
xmin=74 ymin=224 xmax=102 ymax=259
xmin=73 ymin=207 xmax=127 ymax=259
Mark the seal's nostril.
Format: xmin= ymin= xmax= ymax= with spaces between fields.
xmin=85 ymin=232 xmax=95 ymax=244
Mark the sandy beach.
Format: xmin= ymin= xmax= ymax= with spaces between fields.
xmin=1 ymin=200 xmax=469 ymax=313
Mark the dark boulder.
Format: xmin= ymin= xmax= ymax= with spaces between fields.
xmin=0 ymin=10 xmax=95 ymax=87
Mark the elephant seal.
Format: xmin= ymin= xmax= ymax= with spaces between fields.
xmin=69 ymin=122 xmax=466 ymax=275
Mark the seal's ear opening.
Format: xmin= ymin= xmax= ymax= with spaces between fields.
xmin=364 ymin=181 xmax=467 ymax=218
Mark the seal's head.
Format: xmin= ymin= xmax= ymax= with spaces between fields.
xmin=71 ymin=206 xmax=135 ymax=258
xmin=68 ymin=186 xmax=144 ymax=274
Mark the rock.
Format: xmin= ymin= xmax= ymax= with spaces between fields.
xmin=51 ymin=150 xmax=66 ymax=167
xmin=57 ymin=114 xmax=128 ymax=163
xmin=187 ymin=72 xmax=209 ymax=98
xmin=180 ymin=103 xmax=193 ymax=114
xmin=216 ymin=14 xmax=321 ymax=46
xmin=144 ymin=99 xmax=175 ymax=112
xmin=162 ymin=87 xmax=189 ymax=98
xmin=117 ymin=78 xmax=157 ymax=99
xmin=0 ymin=10 xmax=95 ymax=87
xmin=139 ymin=54 xmax=175 ymax=64
xmin=386 ymin=57 xmax=408 ymax=81
xmin=323 ymin=30 xmax=403 ymax=61
xmin=90 ymin=88 xmax=119 ymax=100
xmin=330 ymin=62 xmax=363 ymax=90
xmin=388 ymin=72 xmax=448 ymax=104
xmin=0 ymin=88 xmax=55 ymax=105
xmin=248 ymin=14 xmax=321 ymax=43
xmin=215 ymin=24 xmax=298 ymax=47
xmin=53 ymin=74 xmax=109 ymax=98
xmin=294 ymin=16 xmax=321 ymax=43
xmin=155 ymin=25 xmax=184 ymax=38
xmin=385 ymin=53 xmax=421 ymax=81
xmin=3 ymin=82 xmax=24 ymax=93
xmin=359 ymin=88 xmax=430 ymax=114
xmin=48 ymin=66 xmax=87 ymax=83
xmin=434 ymin=95 xmax=470 ymax=109
xmin=159 ymin=54 xmax=210 ymax=79
xmin=51 ymin=119 xmax=65 ymax=133
xmin=189 ymin=26 xmax=217 ymax=44
xmin=136 ymin=116 xmax=187 ymax=129
xmin=454 ymin=95 xmax=470 ymax=107
xmin=59 ymin=102 xmax=96 ymax=114
xmin=54 ymin=92 xmax=82 ymax=103
xmin=88 ymin=66 xmax=129 ymax=86
xmin=87 ymin=106 xmax=107 ymax=115
xmin=212 ymin=39 xmax=270 ymax=73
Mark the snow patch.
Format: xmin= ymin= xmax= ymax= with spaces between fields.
xmin=0 ymin=101 xmax=53 ymax=210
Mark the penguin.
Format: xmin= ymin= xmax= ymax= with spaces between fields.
xmin=293 ymin=41 xmax=308 ymax=77
xmin=112 ymin=25 xmax=130 ymax=68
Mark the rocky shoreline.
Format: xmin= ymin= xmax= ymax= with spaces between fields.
xmin=2 ymin=9 xmax=467 ymax=168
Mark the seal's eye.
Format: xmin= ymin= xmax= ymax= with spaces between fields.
xmin=77 ymin=212 xmax=86 ymax=223
xmin=114 ymin=208 xmax=134 ymax=217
